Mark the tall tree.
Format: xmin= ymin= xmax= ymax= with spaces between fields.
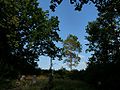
xmin=47 ymin=45 xmax=62 ymax=90
xmin=0 ymin=0 xmax=61 ymax=79
xmin=86 ymin=11 xmax=120 ymax=64
xmin=85 ymin=10 xmax=120 ymax=89
xmin=63 ymin=34 xmax=82 ymax=70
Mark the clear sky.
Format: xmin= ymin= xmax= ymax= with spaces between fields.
xmin=38 ymin=0 xmax=98 ymax=70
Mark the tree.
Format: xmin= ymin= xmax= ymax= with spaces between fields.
xmin=46 ymin=41 xmax=62 ymax=90
xmin=63 ymin=34 xmax=82 ymax=70
xmin=85 ymin=10 xmax=120 ymax=89
xmin=86 ymin=11 xmax=120 ymax=64
xmin=0 ymin=0 xmax=62 ymax=79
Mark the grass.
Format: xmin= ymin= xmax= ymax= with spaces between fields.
xmin=1 ymin=76 xmax=96 ymax=90
xmin=53 ymin=79 xmax=95 ymax=90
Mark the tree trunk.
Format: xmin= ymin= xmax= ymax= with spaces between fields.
xmin=48 ymin=58 xmax=53 ymax=90
xmin=70 ymin=57 xmax=72 ymax=71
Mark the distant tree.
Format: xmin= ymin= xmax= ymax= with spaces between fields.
xmin=0 ymin=0 xmax=61 ymax=79
xmin=63 ymin=34 xmax=82 ymax=70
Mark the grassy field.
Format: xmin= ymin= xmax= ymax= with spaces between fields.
xmin=1 ymin=76 xmax=96 ymax=90
xmin=52 ymin=79 xmax=95 ymax=90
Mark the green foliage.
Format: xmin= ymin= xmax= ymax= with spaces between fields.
xmin=0 ymin=0 xmax=61 ymax=79
xmin=63 ymin=34 xmax=82 ymax=70
xmin=85 ymin=1 xmax=120 ymax=89
xmin=50 ymin=0 xmax=120 ymax=14
xmin=86 ymin=12 xmax=120 ymax=64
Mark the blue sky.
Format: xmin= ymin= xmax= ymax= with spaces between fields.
xmin=38 ymin=0 xmax=98 ymax=70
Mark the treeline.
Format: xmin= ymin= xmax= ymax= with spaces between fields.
xmin=37 ymin=64 xmax=120 ymax=90
xmin=35 ymin=69 xmax=85 ymax=80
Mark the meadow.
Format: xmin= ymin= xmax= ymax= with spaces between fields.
xmin=0 ymin=75 xmax=96 ymax=90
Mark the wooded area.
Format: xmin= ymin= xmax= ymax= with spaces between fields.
xmin=0 ymin=0 xmax=120 ymax=90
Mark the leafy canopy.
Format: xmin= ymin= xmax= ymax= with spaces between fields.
xmin=0 ymin=0 xmax=62 ymax=78
xmin=50 ymin=0 xmax=120 ymax=16
xmin=85 ymin=2 xmax=120 ymax=89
